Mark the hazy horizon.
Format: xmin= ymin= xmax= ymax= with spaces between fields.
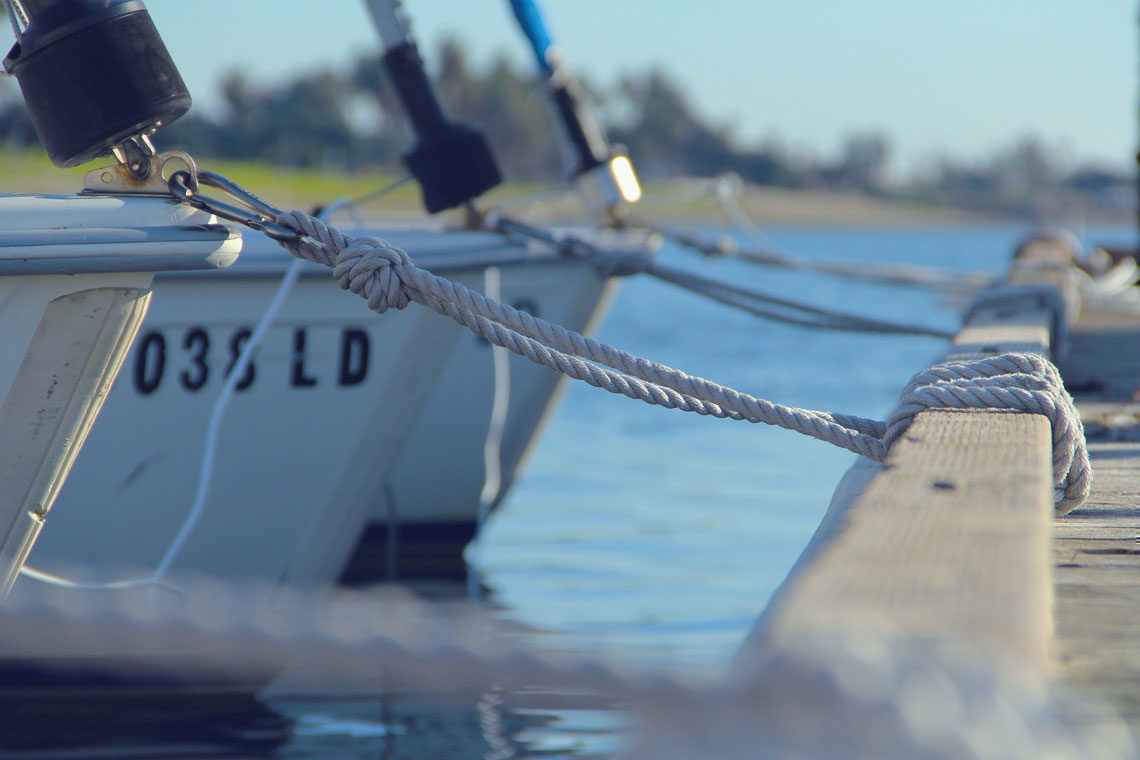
xmin=7 ymin=1 xmax=1136 ymax=177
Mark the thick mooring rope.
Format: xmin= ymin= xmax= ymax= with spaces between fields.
xmin=270 ymin=210 xmax=1090 ymax=512
xmin=887 ymin=353 xmax=1088 ymax=512
xmin=278 ymin=211 xmax=886 ymax=459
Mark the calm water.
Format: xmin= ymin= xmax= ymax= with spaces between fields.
xmin=25 ymin=224 xmax=1137 ymax=759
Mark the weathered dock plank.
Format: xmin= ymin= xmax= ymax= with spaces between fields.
xmin=1054 ymin=326 xmax=1140 ymax=733
xmin=739 ymin=234 xmax=1080 ymax=678
xmin=1058 ymin=310 xmax=1140 ymax=398
xmin=745 ymin=409 xmax=1054 ymax=666
xmin=733 ymin=231 xmax=1140 ymax=747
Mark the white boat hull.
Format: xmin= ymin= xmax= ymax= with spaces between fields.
xmin=0 ymin=194 xmax=238 ymax=596
xmin=345 ymin=254 xmax=616 ymax=579
xmin=34 ymin=228 xmax=615 ymax=588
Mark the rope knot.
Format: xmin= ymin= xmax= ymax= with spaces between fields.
xmin=271 ymin=211 xmax=414 ymax=313
xmin=264 ymin=209 xmax=1090 ymax=515
xmin=332 ymin=237 xmax=413 ymax=313
xmin=884 ymin=352 xmax=1089 ymax=513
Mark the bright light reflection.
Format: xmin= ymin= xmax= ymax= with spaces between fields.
xmin=611 ymin=155 xmax=642 ymax=203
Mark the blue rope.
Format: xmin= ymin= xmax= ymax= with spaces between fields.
xmin=508 ymin=0 xmax=554 ymax=75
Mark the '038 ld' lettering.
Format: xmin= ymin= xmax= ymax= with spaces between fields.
xmin=132 ymin=326 xmax=371 ymax=395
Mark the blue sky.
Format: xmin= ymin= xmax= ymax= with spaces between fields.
xmin=141 ymin=1 xmax=1134 ymax=176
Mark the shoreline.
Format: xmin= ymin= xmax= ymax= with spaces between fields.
xmin=0 ymin=152 xmax=1129 ymax=229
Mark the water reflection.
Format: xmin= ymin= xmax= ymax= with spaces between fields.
xmin=263 ymin=578 xmax=627 ymax=760
xmin=268 ymin=687 xmax=624 ymax=760
xmin=0 ymin=691 xmax=291 ymax=758
xmin=2 ymin=226 xmax=1083 ymax=759
xmin=0 ymin=576 xmax=626 ymax=760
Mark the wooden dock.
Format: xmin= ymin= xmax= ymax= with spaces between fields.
xmin=734 ymin=233 xmax=1140 ymax=752
xmin=1055 ymin=302 xmax=1140 ymax=733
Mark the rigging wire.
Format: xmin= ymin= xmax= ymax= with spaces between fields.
xmin=320 ymin=174 xmax=414 ymax=227
xmin=467 ymin=266 xmax=512 ymax=602
xmin=491 ymin=214 xmax=955 ymax=338
xmin=637 ymin=173 xmax=993 ymax=294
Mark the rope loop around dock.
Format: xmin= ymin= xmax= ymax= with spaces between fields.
xmin=269 ymin=210 xmax=1088 ymax=512
xmin=886 ymin=353 xmax=1090 ymax=513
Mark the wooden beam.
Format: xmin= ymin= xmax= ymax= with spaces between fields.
xmin=738 ymin=234 xmax=1079 ymax=673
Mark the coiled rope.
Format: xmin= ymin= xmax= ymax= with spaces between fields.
xmin=269 ymin=209 xmax=1089 ymax=512
xmin=887 ymin=352 xmax=1089 ymax=513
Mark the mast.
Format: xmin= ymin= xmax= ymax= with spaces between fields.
xmin=361 ymin=0 xmax=502 ymax=214
xmin=506 ymin=0 xmax=641 ymax=219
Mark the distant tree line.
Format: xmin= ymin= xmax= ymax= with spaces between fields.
xmin=905 ymin=136 xmax=1133 ymax=218
xmin=0 ymin=38 xmax=1129 ymax=217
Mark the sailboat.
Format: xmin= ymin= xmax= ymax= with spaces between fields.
xmin=0 ymin=193 xmax=239 ymax=597
xmin=34 ymin=0 xmax=632 ymax=587
xmin=36 ymin=227 xmax=617 ymax=584
xmin=0 ymin=0 xmax=641 ymax=705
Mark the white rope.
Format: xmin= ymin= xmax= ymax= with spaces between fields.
xmin=17 ymin=184 xmax=437 ymax=597
xmin=1076 ymin=257 xmax=1140 ymax=316
xmin=151 ymin=257 xmax=306 ymax=586
xmin=1079 ymin=253 xmax=1139 ymax=299
xmin=268 ymin=210 xmax=1090 ymax=512
xmin=467 ymin=266 xmax=511 ymax=601
xmin=886 ymin=353 xmax=1089 ymax=513
xmin=275 ymin=209 xmax=890 ymax=461
xmin=17 ymin=565 xmax=183 ymax=596
xmin=711 ymin=172 xmax=778 ymax=250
